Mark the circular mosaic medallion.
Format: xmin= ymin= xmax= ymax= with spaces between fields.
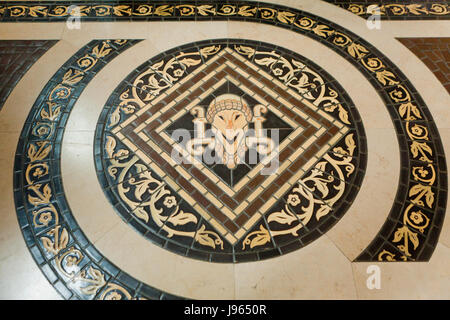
xmin=94 ymin=39 xmax=367 ymax=263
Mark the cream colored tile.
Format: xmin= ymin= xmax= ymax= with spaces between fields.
xmin=352 ymin=243 xmax=450 ymax=299
xmin=234 ymin=236 xmax=356 ymax=299
xmin=0 ymin=251 xmax=62 ymax=300
xmin=94 ymin=221 xmax=235 ymax=299
xmin=61 ymin=22 xmax=149 ymax=47
xmin=438 ymin=128 xmax=450 ymax=248
xmin=0 ymin=132 xmax=20 ymax=161
xmin=61 ymin=143 xmax=122 ymax=243
xmin=0 ymin=22 xmax=64 ymax=39
xmin=147 ymin=21 xmax=228 ymax=53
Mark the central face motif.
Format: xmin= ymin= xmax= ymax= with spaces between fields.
xmin=208 ymin=94 xmax=252 ymax=169
xmin=97 ymin=40 xmax=366 ymax=263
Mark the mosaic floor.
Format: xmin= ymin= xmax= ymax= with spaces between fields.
xmin=0 ymin=0 xmax=449 ymax=300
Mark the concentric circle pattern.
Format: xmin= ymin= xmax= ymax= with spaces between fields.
xmin=2 ymin=0 xmax=448 ymax=300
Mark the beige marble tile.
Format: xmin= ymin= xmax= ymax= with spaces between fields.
xmin=352 ymin=243 xmax=450 ymax=299
xmin=438 ymin=128 xmax=450 ymax=249
xmin=147 ymin=21 xmax=228 ymax=53
xmin=0 ymin=22 xmax=64 ymax=39
xmin=94 ymin=221 xmax=235 ymax=299
xmin=61 ymin=22 xmax=150 ymax=48
xmin=61 ymin=142 xmax=122 ymax=243
xmin=0 ymin=251 xmax=61 ymax=300
xmin=234 ymin=236 xmax=357 ymax=299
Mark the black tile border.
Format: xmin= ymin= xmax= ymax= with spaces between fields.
xmin=13 ymin=38 xmax=183 ymax=300
xmin=11 ymin=0 xmax=448 ymax=301
xmin=0 ymin=1 xmax=449 ymax=22
xmin=94 ymin=38 xmax=367 ymax=263
xmin=322 ymin=1 xmax=450 ymax=20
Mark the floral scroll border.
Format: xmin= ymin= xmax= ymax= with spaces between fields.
xmin=0 ymin=1 xmax=449 ymax=21
xmin=326 ymin=1 xmax=450 ymax=20
xmin=10 ymin=3 xmax=447 ymax=302
xmin=13 ymin=38 xmax=182 ymax=300
xmin=95 ymin=38 xmax=366 ymax=262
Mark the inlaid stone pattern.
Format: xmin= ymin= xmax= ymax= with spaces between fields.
xmin=398 ymin=37 xmax=450 ymax=93
xmin=13 ymin=39 xmax=180 ymax=300
xmin=0 ymin=40 xmax=57 ymax=111
xmin=95 ymin=39 xmax=367 ymax=263
xmin=324 ymin=0 xmax=450 ymax=20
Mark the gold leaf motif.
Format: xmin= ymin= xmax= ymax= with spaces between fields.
xmin=409 ymin=184 xmax=434 ymax=208
xmin=312 ymin=24 xmax=335 ymax=38
xmin=168 ymin=210 xmax=198 ymax=226
xmin=28 ymin=184 xmax=52 ymax=206
xmin=347 ymin=42 xmax=369 ymax=59
xmin=234 ymin=45 xmax=255 ymax=58
xmin=41 ymin=226 xmax=69 ymax=255
xmin=393 ymin=226 xmax=407 ymax=243
xmin=28 ymin=141 xmax=51 ymax=162
xmin=316 ymin=204 xmax=331 ymax=220
xmin=154 ymin=5 xmax=173 ymax=16
xmin=376 ymin=70 xmax=399 ymax=86
xmin=28 ymin=6 xmax=48 ymax=17
xmin=40 ymin=102 xmax=61 ymax=121
xmin=406 ymin=4 xmax=428 ymax=15
xmin=267 ymin=210 xmax=297 ymax=225
xmin=242 ymin=225 xmax=271 ymax=249
xmin=62 ymin=69 xmax=84 ymax=85
xmin=177 ymin=57 xmax=201 ymax=67
xmin=398 ymin=102 xmax=422 ymax=120
xmin=237 ymin=6 xmax=257 ymax=17
xmin=410 ymin=141 xmax=433 ymax=162
xmin=105 ymin=136 xmax=116 ymax=158
xmin=133 ymin=207 xmax=149 ymax=223
xmin=112 ymin=5 xmax=131 ymax=16
xmin=78 ymin=266 xmax=106 ymax=295
xmin=276 ymin=11 xmax=295 ymax=24
xmin=195 ymin=225 xmax=224 ymax=249
xmin=91 ymin=42 xmax=112 ymax=58
xmin=197 ymin=5 xmax=216 ymax=16
xmin=345 ymin=133 xmax=356 ymax=156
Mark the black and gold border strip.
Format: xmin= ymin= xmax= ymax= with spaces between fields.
xmin=324 ymin=1 xmax=450 ymax=20
xmin=0 ymin=1 xmax=449 ymax=21
xmin=11 ymin=1 xmax=448 ymax=264
xmin=13 ymin=38 xmax=182 ymax=300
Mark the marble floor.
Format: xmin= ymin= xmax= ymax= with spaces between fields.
xmin=0 ymin=0 xmax=449 ymax=300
